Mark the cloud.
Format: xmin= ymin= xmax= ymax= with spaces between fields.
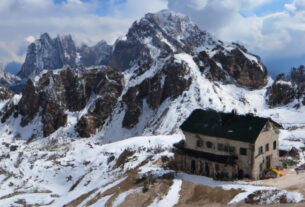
xmin=25 ymin=36 xmax=36 ymax=44
xmin=2 ymin=0 xmax=305 ymax=74
xmin=168 ymin=0 xmax=305 ymax=67
xmin=0 ymin=0 xmax=167 ymax=65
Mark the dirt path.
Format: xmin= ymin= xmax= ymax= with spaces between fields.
xmin=258 ymin=168 xmax=305 ymax=197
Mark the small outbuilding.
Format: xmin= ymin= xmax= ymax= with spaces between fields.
xmin=174 ymin=109 xmax=281 ymax=180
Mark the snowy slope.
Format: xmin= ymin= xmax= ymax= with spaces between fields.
xmin=0 ymin=130 xmax=302 ymax=206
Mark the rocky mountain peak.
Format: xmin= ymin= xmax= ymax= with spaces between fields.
xmin=128 ymin=10 xmax=215 ymax=48
xmin=39 ymin=32 xmax=52 ymax=43
xmin=19 ymin=33 xmax=112 ymax=78
xmin=18 ymin=33 xmax=75 ymax=78
xmin=78 ymin=40 xmax=112 ymax=67
xmin=109 ymin=10 xmax=217 ymax=71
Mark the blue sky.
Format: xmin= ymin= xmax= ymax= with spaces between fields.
xmin=1 ymin=0 xmax=305 ymax=76
xmin=243 ymin=0 xmax=293 ymax=16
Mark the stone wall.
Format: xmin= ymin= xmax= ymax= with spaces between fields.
xmin=178 ymin=121 xmax=280 ymax=180
xmin=252 ymin=122 xmax=279 ymax=179
xmin=183 ymin=131 xmax=254 ymax=178
xmin=174 ymin=149 xmax=238 ymax=180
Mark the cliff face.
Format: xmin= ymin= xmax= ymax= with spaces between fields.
xmin=3 ymin=67 xmax=124 ymax=137
xmin=266 ymin=66 xmax=305 ymax=108
xmin=18 ymin=33 xmax=112 ymax=78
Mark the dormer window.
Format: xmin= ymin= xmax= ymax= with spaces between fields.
xmin=196 ymin=139 xmax=203 ymax=147
xmin=206 ymin=141 xmax=213 ymax=149
xmin=273 ymin=141 xmax=277 ymax=150
xmin=258 ymin=146 xmax=263 ymax=155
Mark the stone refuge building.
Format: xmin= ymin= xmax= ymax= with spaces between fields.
xmin=174 ymin=109 xmax=281 ymax=180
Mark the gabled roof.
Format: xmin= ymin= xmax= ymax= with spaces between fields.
xmin=180 ymin=109 xmax=281 ymax=143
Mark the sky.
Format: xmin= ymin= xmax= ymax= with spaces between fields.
xmin=1 ymin=0 xmax=305 ymax=75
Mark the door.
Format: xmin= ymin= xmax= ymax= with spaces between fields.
xmin=266 ymin=155 xmax=271 ymax=169
xmin=191 ymin=160 xmax=196 ymax=173
xmin=205 ymin=162 xmax=210 ymax=176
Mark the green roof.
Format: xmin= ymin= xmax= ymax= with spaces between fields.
xmin=180 ymin=109 xmax=279 ymax=143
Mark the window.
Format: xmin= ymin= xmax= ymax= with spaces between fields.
xmin=196 ymin=139 xmax=203 ymax=147
xmin=215 ymin=164 xmax=219 ymax=171
xmin=258 ymin=146 xmax=263 ymax=155
xmin=265 ymin=143 xmax=269 ymax=152
xmin=224 ymin=145 xmax=229 ymax=152
xmin=240 ymin=148 xmax=247 ymax=156
xmin=217 ymin=143 xmax=224 ymax=151
xmin=273 ymin=141 xmax=277 ymax=150
xmin=206 ymin=141 xmax=213 ymax=149
xmin=229 ymin=146 xmax=236 ymax=154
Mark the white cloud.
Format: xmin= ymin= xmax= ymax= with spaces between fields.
xmin=0 ymin=0 xmax=167 ymax=65
xmin=168 ymin=0 xmax=305 ymax=64
xmin=25 ymin=36 xmax=36 ymax=44
xmin=2 ymin=0 xmax=305 ymax=74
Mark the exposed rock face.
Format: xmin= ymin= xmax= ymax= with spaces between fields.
xmin=109 ymin=10 xmax=267 ymax=89
xmin=42 ymin=101 xmax=67 ymax=137
xmin=266 ymin=66 xmax=305 ymax=107
xmin=2 ymin=66 xmax=124 ymax=137
xmin=19 ymin=33 xmax=112 ymax=78
xmin=0 ymin=86 xmax=14 ymax=101
xmin=75 ymin=115 xmax=100 ymax=138
xmin=196 ymin=46 xmax=267 ymax=88
xmin=109 ymin=10 xmax=216 ymax=71
xmin=19 ymin=33 xmax=77 ymax=78
xmin=75 ymin=68 xmax=124 ymax=137
xmin=78 ymin=40 xmax=112 ymax=66
xmin=122 ymin=58 xmax=192 ymax=128
xmin=266 ymin=74 xmax=295 ymax=107
xmin=18 ymin=80 xmax=40 ymax=126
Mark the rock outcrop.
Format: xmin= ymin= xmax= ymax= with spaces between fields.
xmin=3 ymin=66 xmax=124 ymax=137
xmin=78 ymin=40 xmax=112 ymax=67
xmin=19 ymin=33 xmax=112 ymax=78
xmin=196 ymin=45 xmax=267 ymax=88
xmin=19 ymin=33 xmax=77 ymax=78
xmin=266 ymin=74 xmax=295 ymax=107
xmin=266 ymin=66 xmax=305 ymax=107
xmin=0 ymin=86 xmax=14 ymax=101
xmin=122 ymin=58 xmax=192 ymax=128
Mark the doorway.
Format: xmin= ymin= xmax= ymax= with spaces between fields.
xmin=238 ymin=169 xmax=244 ymax=179
xmin=266 ymin=155 xmax=271 ymax=169
xmin=191 ymin=160 xmax=196 ymax=173
xmin=205 ymin=162 xmax=210 ymax=176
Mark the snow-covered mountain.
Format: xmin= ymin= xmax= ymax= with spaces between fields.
xmin=18 ymin=33 xmax=112 ymax=78
xmin=0 ymin=10 xmax=271 ymax=141
xmin=1 ymin=9 xmax=305 ymax=206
